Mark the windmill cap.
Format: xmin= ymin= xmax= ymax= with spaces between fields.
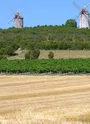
xmin=80 ymin=8 xmax=89 ymax=14
xmin=14 ymin=12 xmax=23 ymax=19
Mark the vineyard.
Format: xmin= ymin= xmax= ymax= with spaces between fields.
xmin=0 ymin=59 xmax=90 ymax=74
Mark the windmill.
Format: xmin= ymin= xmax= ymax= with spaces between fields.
xmin=73 ymin=2 xmax=90 ymax=28
xmin=8 ymin=9 xmax=24 ymax=28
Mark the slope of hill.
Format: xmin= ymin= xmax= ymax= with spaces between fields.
xmin=0 ymin=26 xmax=90 ymax=56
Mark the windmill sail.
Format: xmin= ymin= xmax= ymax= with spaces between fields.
xmin=73 ymin=2 xmax=90 ymax=28
xmin=8 ymin=10 xmax=24 ymax=28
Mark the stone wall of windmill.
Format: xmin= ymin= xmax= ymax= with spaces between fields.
xmin=73 ymin=2 xmax=90 ymax=29
xmin=14 ymin=12 xmax=23 ymax=28
xmin=80 ymin=10 xmax=90 ymax=28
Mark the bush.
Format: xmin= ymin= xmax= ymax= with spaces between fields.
xmin=0 ymin=55 xmax=7 ymax=60
xmin=25 ymin=52 xmax=30 ymax=60
xmin=4 ymin=46 xmax=15 ymax=56
xmin=25 ymin=49 xmax=40 ymax=60
xmin=0 ymin=48 xmax=5 ymax=55
xmin=31 ymin=49 xmax=40 ymax=59
xmin=48 ymin=51 xmax=54 ymax=59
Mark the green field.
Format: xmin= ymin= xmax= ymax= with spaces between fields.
xmin=1 ymin=58 xmax=90 ymax=74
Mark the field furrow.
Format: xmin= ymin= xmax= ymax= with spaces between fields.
xmin=0 ymin=75 xmax=90 ymax=124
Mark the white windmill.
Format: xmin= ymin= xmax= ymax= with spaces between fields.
xmin=8 ymin=10 xmax=24 ymax=28
xmin=73 ymin=2 xmax=90 ymax=28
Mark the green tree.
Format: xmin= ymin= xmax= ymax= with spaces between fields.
xmin=65 ymin=19 xmax=77 ymax=28
xmin=5 ymin=46 xmax=15 ymax=56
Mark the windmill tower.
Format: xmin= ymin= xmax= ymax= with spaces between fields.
xmin=8 ymin=10 xmax=24 ymax=28
xmin=80 ymin=7 xmax=90 ymax=28
xmin=14 ymin=12 xmax=23 ymax=28
xmin=73 ymin=2 xmax=90 ymax=28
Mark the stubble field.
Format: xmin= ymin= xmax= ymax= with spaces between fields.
xmin=0 ymin=75 xmax=90 ymax=124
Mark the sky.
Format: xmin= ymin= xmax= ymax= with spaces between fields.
xmin=0 ymin=0 xmax=90 ymax=29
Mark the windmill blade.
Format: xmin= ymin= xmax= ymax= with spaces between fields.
xmin=85 ymin=3 xmax=90 ymax=9
xmin=10 ymin=8 xmax=15 ymax=15
xmin=17 ymin=9 xmax=23 ymax=14
xmin=8 ymin=18 xmax=14 ymax=24
xmin=84 ymin=12 xmax=90 ymax=17
xmin=74 ymin=13 xmax=80 ymax=21
xmin=83 ymin=12 xmax=90 ymax=23
xmin=76 ymin=14 xmax=80 ymax=19
xmin=20 ymin=9 xmax=24 ymax=13
xmin=72 ymin=1 xmax=81 ymax=11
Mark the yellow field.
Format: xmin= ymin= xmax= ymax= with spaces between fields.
xmin=0 ymin=75 xmax=90 ymax=124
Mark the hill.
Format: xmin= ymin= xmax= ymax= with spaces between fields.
xmin=0 ymin=26 xmax=90 ymax=56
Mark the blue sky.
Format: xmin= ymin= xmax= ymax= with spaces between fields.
xmin=0 ymin=0 xmax=90 ymax=28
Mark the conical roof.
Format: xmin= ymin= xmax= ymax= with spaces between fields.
xmin=14 ymin=12 xmax=23 ymax=19
xmin=80 ymin=8 xmax=89 ymax=15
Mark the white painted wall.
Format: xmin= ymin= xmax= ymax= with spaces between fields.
xmin=79 ymin=13 xmax=90 ymax=28
xmin=14 ymin=18 xmax=23 ymax=28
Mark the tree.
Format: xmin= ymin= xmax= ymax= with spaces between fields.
xmin=65 ymin=19 xmax=77 ymax=28
xmin=4 ymin=46 xmax=15 ymax=56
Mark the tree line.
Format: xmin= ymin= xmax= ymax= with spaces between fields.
xmin=0 ymin=20 xmax=90 ymax=57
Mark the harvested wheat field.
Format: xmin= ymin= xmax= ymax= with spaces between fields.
xmin=0 ymin=75 xmax=90 ymax=124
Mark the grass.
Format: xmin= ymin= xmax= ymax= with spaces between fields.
xmin=0 ymin=75 xmax=90 ymax=124
xmin=8 ymin=50 xmax=90 ymax=60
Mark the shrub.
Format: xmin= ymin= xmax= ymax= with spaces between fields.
xmin=48 ymin=51 xmax=54 ymax=59
xmin=25 ymin=52 xmax=30 ymax=60
xmin=31 ymin=49 xmax=40 ymax=59
xmin=5 ymin=46 xmax=15 ymax=56
xmin=0 ymin=55 xmax=7 ymax=60
xmin=0 ymin=48 xmax=5 ymax=55
xmin=25 ymin=49 xmax=40 ymax=60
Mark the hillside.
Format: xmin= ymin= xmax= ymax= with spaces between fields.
xmin=1 ymin=26 xmax=90 ymax=56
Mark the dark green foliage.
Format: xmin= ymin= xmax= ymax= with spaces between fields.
xmin=25 ymin=52 xmax=30 ymax=60
xmin=1 ymin=26 xmax=90 ymax=53
xmin=48 ymin=51 xmax=54 ymax=59
xmin=4 ymin=46 xmax=15 ymax=56
xmin=31 ymin=49 xmax=40 ymax=59
xmin=0 ymin=59 xmax=90 ymax=74
xmin=25 ymin=49 xmax=40 ymax=60
xmin=65 ymin=19 xmax=77 ymax=28
xmin=0 ymin=55 xmax=7 ymax=60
